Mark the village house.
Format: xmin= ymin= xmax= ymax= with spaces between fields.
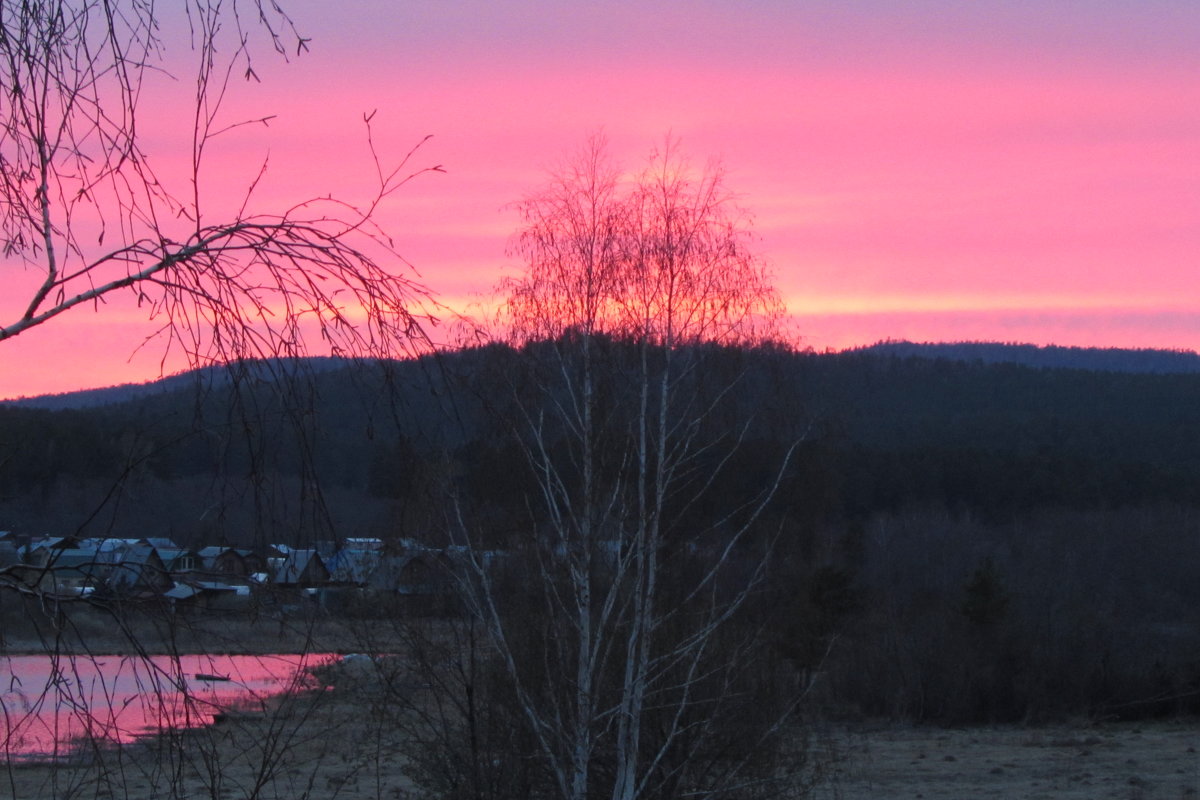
xmin=157 ymin=547 xmax=202 ymax=573
xmin=0 ymin=529 xmax=476 ymax=610
xmin=8 ymin=549 xmax=104 ymax=596
xmin=272 ymin=549 xmax=330 ymax=587
xmin=94 ymin=545 xmax=173 ymax=596
xmin=197 ymin=546 xmax=248 ymax=577
xmin=24 ymin=536 xmax=80 ymax=565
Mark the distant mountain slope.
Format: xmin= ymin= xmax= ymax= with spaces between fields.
xmin=854 ymin=340 xmax=1200 ymax=374
xmin=4 ymin=340 xmax=1200 ymax=542
xmin=4 ymin=356 xmax=361 ymax=410
xmin=5 ymin=375 xmax=201 ymax=410
xmin=12 ymin=342 xmax=1200 ymax=410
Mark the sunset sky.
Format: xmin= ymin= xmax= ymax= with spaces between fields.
xmin=1 ymin=0 xmax=1197 ymax=398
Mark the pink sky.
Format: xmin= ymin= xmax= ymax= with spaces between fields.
xmin=2 ymin=0 xmax=1198 ymax=397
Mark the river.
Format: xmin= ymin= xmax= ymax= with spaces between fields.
xmin=0 ymin=652 xmax=335 ymax=761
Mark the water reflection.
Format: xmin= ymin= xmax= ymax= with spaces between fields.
xmin=1 ymin=652 xmax=333 ymax=761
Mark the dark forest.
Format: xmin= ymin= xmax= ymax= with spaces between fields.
xmin=5 ymin=341 xmax=1200 ymax=724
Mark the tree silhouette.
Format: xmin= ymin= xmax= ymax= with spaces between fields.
xmin=0 ymin=0 xmax=438 ymax=367
xmin=449 ymin=135 xmax=804 ymax=800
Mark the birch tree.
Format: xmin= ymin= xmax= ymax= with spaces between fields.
xmin=452 ymin=136 xmax=809 ymax=800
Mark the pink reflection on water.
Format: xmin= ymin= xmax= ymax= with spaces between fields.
xmin=1 ymin=652 xmax=334 ymax=761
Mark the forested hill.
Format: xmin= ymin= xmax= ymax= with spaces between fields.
xmin=9 ymin=341 xmax=1200 ymax=410
xmin=5 ymin=357 xmax=358 ymax=410
xmin=3 ymin=341 xmax=1200 ymax=542
xmin=8 ymin=341 xmax=1200 ymax=724
xmin=855 ymin=340 xmax=1200 ymax=373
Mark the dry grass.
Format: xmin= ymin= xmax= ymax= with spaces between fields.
xmin=8 ymin=600 xmax=1200 ymax=799
xmin=0 ymin=596 xmax=401 ymax=657
xmin=812 ymin=721 xmax=1200 ymax=800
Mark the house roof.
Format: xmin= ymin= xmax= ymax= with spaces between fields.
xmin=329 ymin=549 xmax=382 ymax=583
xmin=144 ymin=537 xmax=179 ymax=550
xmin=273 ymin=549 xmax=328 ymax=584
xmin=44 ymin=549 xmax=104 ymax=569
xmin=95 ymin=545 xmax=163 ymax=567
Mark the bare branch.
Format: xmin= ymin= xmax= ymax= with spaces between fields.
xmin=447 ymin=136 xmax=804 ymax=800
xmin=0 ymin=0 xmax=438 ymax=370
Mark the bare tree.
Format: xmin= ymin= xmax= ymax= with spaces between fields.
xmin=0 ymin=0 xmax=438 ymax=367
xmin=0 ymin=2 xmax=437 ymax=796
xmin=447 ymin=135 xmax=808 ymax=800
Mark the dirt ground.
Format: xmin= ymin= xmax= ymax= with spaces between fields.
xmin=5 ymin=617 xmax=1200 ymax=800
xmin=0 ymin=602 xmax=379 ymax=657
xmin=811 ymin=721 xmax=1200 ymax=800
xmin=8 ymin=711 xmax=1200 ymax=799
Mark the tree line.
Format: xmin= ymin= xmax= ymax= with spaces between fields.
xmin=6 ymin=342 xmax=1200 ymax=730
xmin=6 ymin=343 xmax=1200 ymax=536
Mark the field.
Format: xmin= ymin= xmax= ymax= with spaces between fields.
xmin=8 ymin=714 xmax=1200 ymax=798
xmin=813 ymin=722 xmax=1200 ymax=800
xmin=0 ymin=591 xmax=381 ymax=656
xmin=4 ymin=601 xmax=1200 ymax=799
xmin=6 ymin=661 xmax=1200 ymax=800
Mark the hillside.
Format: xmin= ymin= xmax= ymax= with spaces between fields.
xmin=12 ymin=341 xmax=1200 ymax=411
xmin=3 ymin=341 xmax=1200 ymax=539
xmin=4 ymin=340 xmax=1200 ymax=722
xmin=855 ymin=340 xmax=1200 ymax=374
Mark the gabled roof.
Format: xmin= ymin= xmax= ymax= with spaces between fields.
xmin=101 ymin=546 xmax=170 ymax=586
xmin=363 ymin=553 xmax=419 ymax=590
xmin=94 ymin=544 xmax=163 ymax=567
xmin=196 ymin=546 xmax=246 ymax=573
xmin=273 ymin=549 xmax=329 ymax=584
